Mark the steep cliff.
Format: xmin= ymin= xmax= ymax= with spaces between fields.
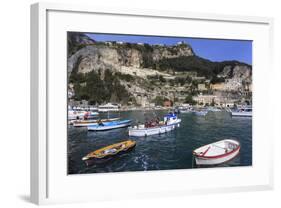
xmin=67 ymin=32 xmax=96 ymax=56
xmin=67 ymin=32 xmax=252 ymax=106
xmin=67 ymin=41 xmax=195 ymax=76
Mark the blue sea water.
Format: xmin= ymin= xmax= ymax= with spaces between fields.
xmin=67 ymin=111 xmax=252 ymax=174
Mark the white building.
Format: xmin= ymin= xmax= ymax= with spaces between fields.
xmin=177 ymin=41 xmax=185 ymax=45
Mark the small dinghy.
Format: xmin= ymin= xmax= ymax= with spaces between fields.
xmin=87 ymin=119 xmax=131 ymax=131
xmin=72 ymin=117 xmax=120 ymax=127
xmin=193 ymin=139 xmax=240 ymax=165
xmin=82 ymin=140 xmax=136 ymax=165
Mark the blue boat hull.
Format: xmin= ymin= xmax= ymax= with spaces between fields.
xmin=87 ymin=120 xmax=131 ymax=131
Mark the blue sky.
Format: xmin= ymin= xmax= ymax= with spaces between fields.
xmin=86 ymin=33 xmax=252 ymax=65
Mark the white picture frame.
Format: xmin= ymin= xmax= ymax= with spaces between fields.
xmin=30 ymin=2 xmax=274 ymax=205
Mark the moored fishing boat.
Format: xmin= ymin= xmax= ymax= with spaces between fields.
xmin=180 ymin=107 xmax=194 ymax=113
xmin=180 ymin=110 xmax=193 ymax=113
xmin=193 ymin=139 xmax=240 ymax=165
xmin=72 ymin=117 xmax=120 ymax=127
xmin=128 ymin=113 xmax=181 ymax=137
xmin=194 ymin=110 xmax=208 ymax=116
xmin=87 ymin=119 xmax=131 ymax=131
xmin=207 ymin=107 xmax=222 ymax=112
xmin=82 ymin=140 xmax=136 ymax=165
xmin=231 ymin=106 xmax=252 ymax=117
xmin=177 ymin=104 xmax=193 ymax=113
xmin=68 ymin=110 xmax=99 ymax=120
xmin=85 ymin=111 xmax=99 ymax=117
xmin=98 ymin=103 xmax=119 ymax=112
xmin=68 ymin=110 xmax=86 ymax=120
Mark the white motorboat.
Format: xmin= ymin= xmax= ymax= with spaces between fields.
xmin=194 ymin=110 xmax=208 ymax=116
xmin=85 ymin=111 xmax=99 ymax=117
xmin=178 ymin=104 xmax=193 ymax=113
xmin=68 ymin=110 xmax=99 ymax=120
xmin=231 ymin=106 xmax=252 ymax=117
xmin=207 ymin=107 xmax=222 ymax=112
xmin=180 ymin=107 xmax=194 ymax=113
xmin=87 ymin=119 xmax=131 ymax=131
xmin=68 ymin=110 xmax=85 ymax=120
xmin=193 ymin=139 xmax=240 ymax=165
xmin=98 ymin=103 xmax=119 ymax=112
xmin=128 ymin=113 xmax=181 ymax=137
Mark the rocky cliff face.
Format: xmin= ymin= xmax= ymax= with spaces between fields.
xmin=67 ymin=32 xmax=96 ymax=57
xmin=67 ymin=32 xmax=252 ymax=106
xmin=219 ymin=65 xmax=252 ymax=80
xmin=68 ymin=32 xmax=96 ymax=45
xmin=67 ymin=42 xmax=195 ymax=76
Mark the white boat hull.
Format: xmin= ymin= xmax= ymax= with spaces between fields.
xmin=68 ymin=115 xmax=82 ymax=120
xmin=194 ymin=111 xmax=208 ymax=116
xmin=68 ymin=112 xmax=99 ymax=120
xmin=180 ymin=110 xmax=192 ymax=113
xmin=193 ymin=139 xmax=240 ymax=165
xmin=208 ymin=109 xmax=221 ymax=112
xmin=194 ymin=147 xmax=240 ymax=165
xmin=129 ymin=120 xmax=181 ymax=137
xmin=231 ymin=112 xmax=252 ymax=117
xmin=98 ymin=109 xmax=119 ymax=112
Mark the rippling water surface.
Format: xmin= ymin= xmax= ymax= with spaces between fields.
xmin=68 ymin=110 xmax=252 ymax=174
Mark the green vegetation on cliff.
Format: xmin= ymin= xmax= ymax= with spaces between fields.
xmin=157 ymin=56 xmax=251 ymax=79
xmin=69 ymin=69 xmax=132 ymax=105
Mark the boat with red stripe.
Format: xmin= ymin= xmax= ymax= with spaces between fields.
xmin=193 ymin=139 xmax=240 ymax=165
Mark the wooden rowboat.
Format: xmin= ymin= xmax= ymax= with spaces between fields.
xmin=193 ymin=139 xmax=240 ymax=165
xmin=82 ymin=140 xmax=136 ymax=165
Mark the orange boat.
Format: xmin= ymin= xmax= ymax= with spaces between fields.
xmin=82 ymin=140 xmax=136 ymax=165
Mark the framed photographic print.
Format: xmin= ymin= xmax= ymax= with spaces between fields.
xmin=30 ymin=2 xmax=274 ymax=205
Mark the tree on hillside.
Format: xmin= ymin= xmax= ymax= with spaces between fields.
xmin=184 ymin=95 xmax=196 ymax=105
xmin=153 ymin=96 xmax=165 ymax=106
